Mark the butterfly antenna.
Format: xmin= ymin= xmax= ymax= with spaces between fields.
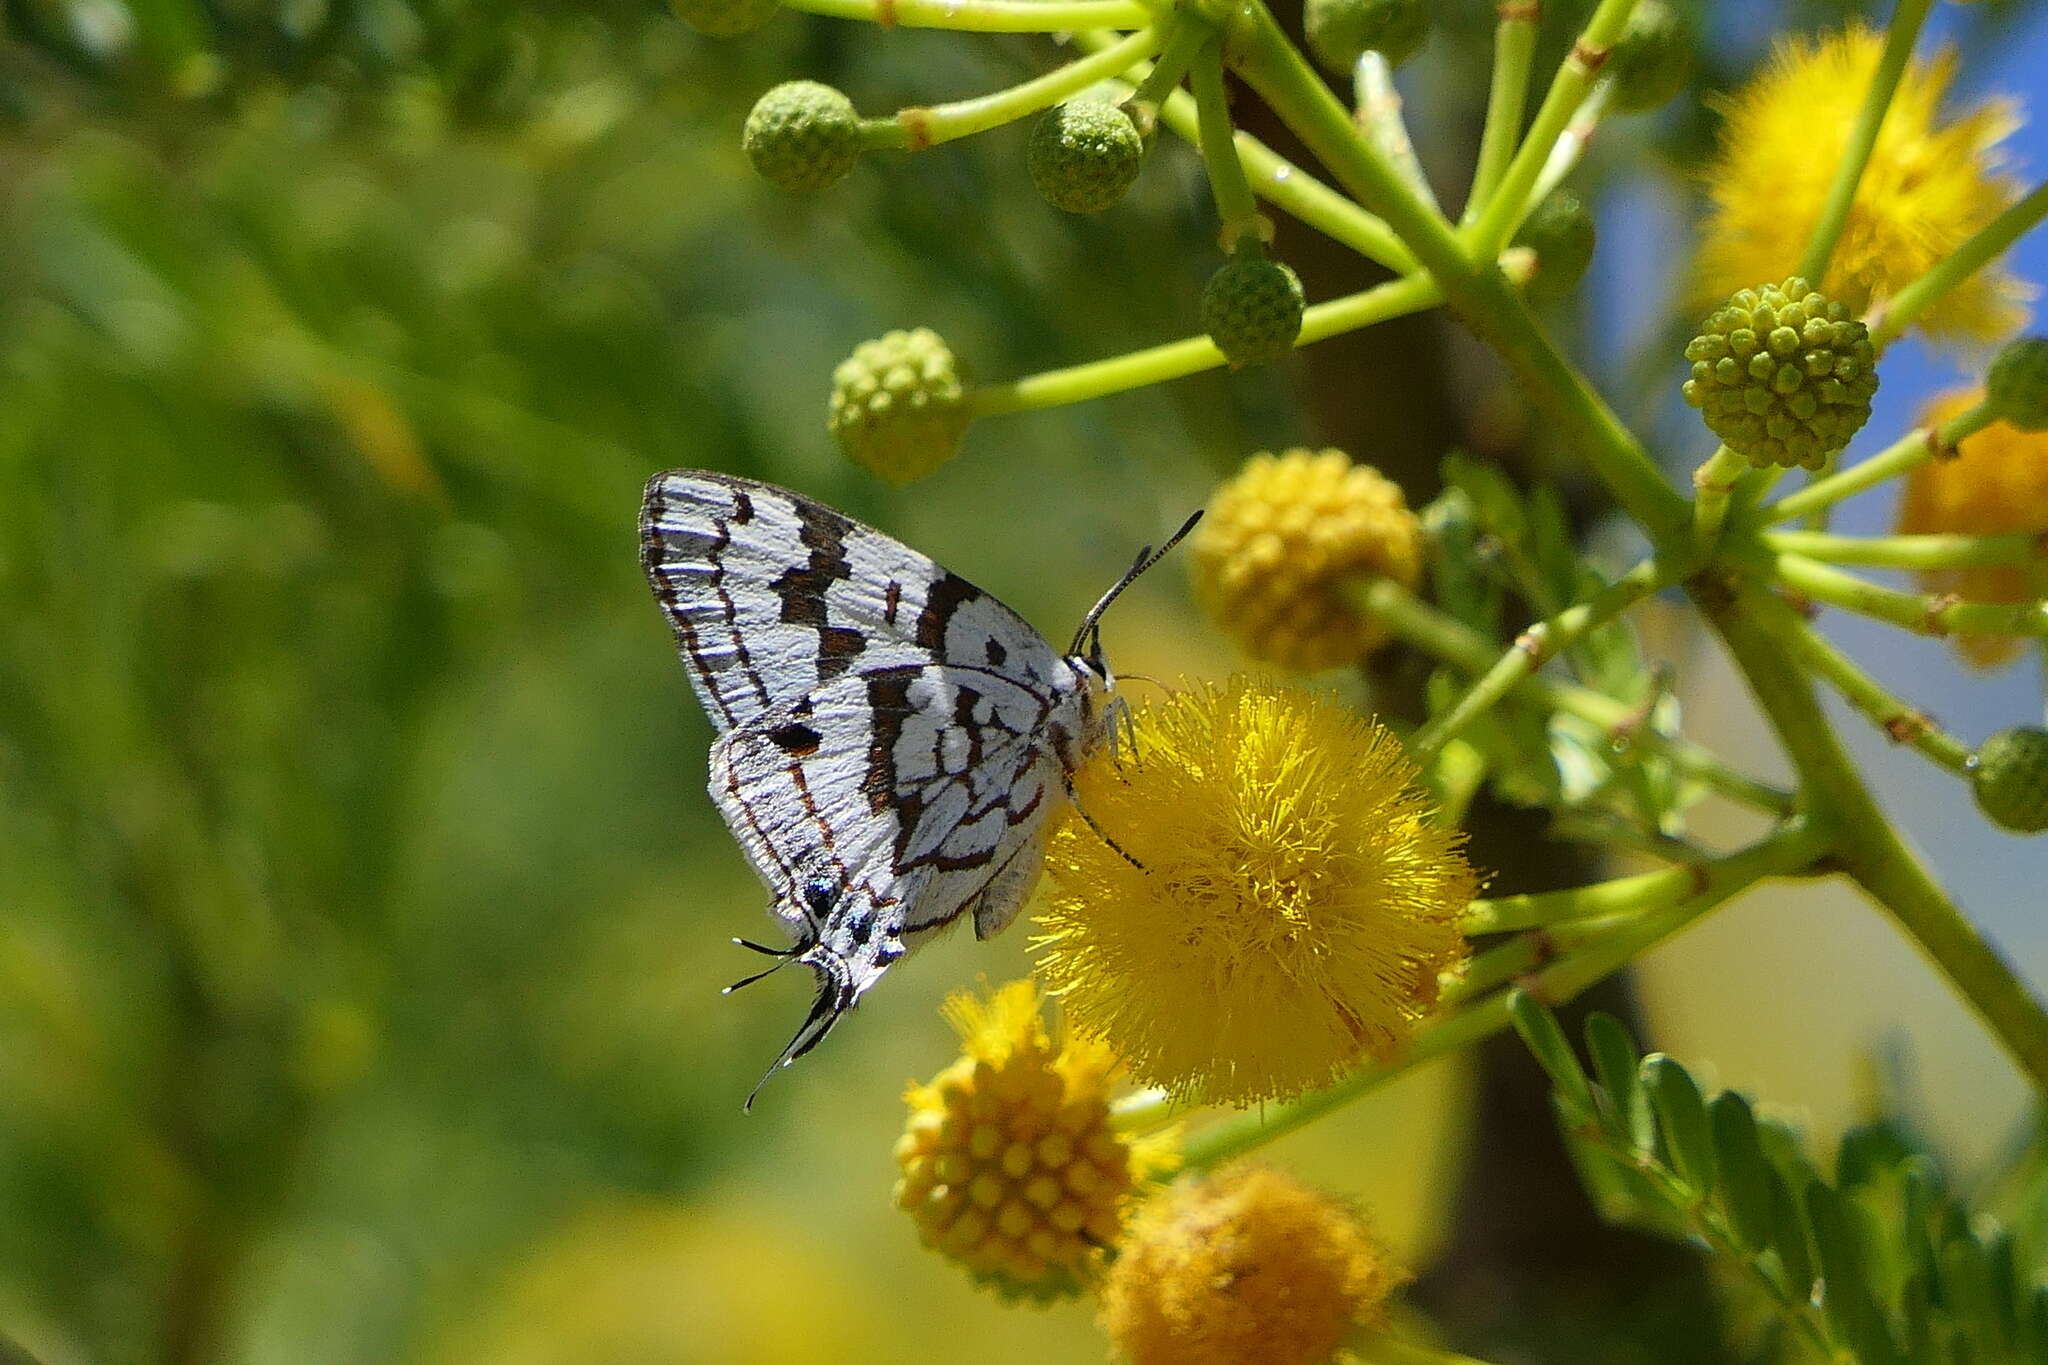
xmin=1067 ymin=510 xmax=1203 ymax=657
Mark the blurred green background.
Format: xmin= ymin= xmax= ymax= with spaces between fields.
xmin=1 ymin=1 xmax=2043 ymax=1362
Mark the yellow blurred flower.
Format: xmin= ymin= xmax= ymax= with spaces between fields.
xmin=1032 ymin=679 xmax=1476 ymax=1107
xmin=438 ymin=1201 xmax=890 ymax=1365
xmin=895 ymin=979 xmax=1177 ymax=1301
xmin=1189 ymin=449 xmax=1424 ymax=672
xmin=1894 ymin=388 xmax=2048 ymax=668
xmin=1694 ymin=26 xmax=2031 ymax=345
xmin=1100 ymin=1166 xmax=1404 ymax=1365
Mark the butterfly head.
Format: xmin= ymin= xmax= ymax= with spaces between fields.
xmin=1063 ymin=510 xmax=1201 ymax=759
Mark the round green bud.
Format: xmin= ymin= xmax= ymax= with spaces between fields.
xmin=1304 ymin=0 xmax=1426 ymax=74
xmin=1514 ymin=190 xmax=1597 ymax=300
xmin=828 ymin=328 xmax=972 ymax=484
xmin=1027 ymin=101 xmax=1144 ymax=215
xmin=1681 ymin=277 xmax=1879 ymax=470
xmin=669 ymin=0 xmax=779 ymax=37
xmin=1985 ymin=336 xmax=2048 ymax=432
xmin=1200 ymin=253 xmax=1306 ymax=370
xmin=1607 ymin=0 xmax=1694 ymax=113
xmin=743 ymin=81 xmax=863 ymax=193
xmin=1971 ymin=727 xmax=2048 ymax=834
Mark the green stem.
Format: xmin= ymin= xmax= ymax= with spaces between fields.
xmin=1411 ymin=556 xmax=1675 ymax=758
xmin=1464 ymin=0 xmax=1640 ymax=261
xmin=1792 ymin=618 xmax=1973 ymax=775
xmin=784 ymin=0 xmax=1151 ymax=28
xmin=1190 ymin=38 xmax=1263 ymax=241
xmin=1760 ymin=402 xmax=1996 ymax=526
xmin=1793 ymin=0 xmax=1937 ymax=285
xmin=1870 ymin=179 xmax=2048 ymax=348
xmin=1078 ymin=30 xmax=1417 ymax=269
xmin=1767 ymin=550 xmax=2048 ymax=642
xmin=1355 ymin=52 xmax=1440 ymax=214
xmin=1698 ymin=579 xmax=2048 ymax=1094
xmin=1356 ymin=579 xmax=1795 ymax=815
xmin=970 ymin=270 xmax=1442 ymax=414
xmin=1225 ymin=0 xmax=1689 ymax=540
xmin=1462 ymin=864 xmax=1707 ymax=937
xmin=1764 ymin=529 xmax=2048 ymax=572
xmin=1179 ymin=819 xmax=1825 ymax=1171
xmin=1691 ymin=445 xmax=1750 ymax=547
xmin=1221 ymin=1 xmax=1466 ymax=271
xmin=1124 ymin=15 xmax=1205 ymax=111
xmin=1463 ymin=0 xmax=1540 ymax=225
xmin=1527 ymin=79 xmax=1610 ymax=210
xmin=869 ymin=26 xmax=1161 ymax=148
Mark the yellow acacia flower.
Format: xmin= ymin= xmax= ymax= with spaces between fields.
xmin=1894 ymin=388 xmax=2048 ymax=668
xmin=1032 ymin=679 xmax=1476 ymax=1107
xmin=1100 ymin=1166 xmax=1404 ymax=1365
xmin=894 ymin=979 xmax=1177 ymax=1301
xmin=1189 ymin=449 xmax=1424 ymax=672
xmin=1694 ymin=26 xmax=2031 ymax=345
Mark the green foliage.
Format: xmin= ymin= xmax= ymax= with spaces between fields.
xmin=1421 ymin=455 xmax=1692 ymax=836
xmin=1986 ymin=336 xmax=2048 ymax=432
xmin=1510 ymin=992 xmax=2048 ymax=1364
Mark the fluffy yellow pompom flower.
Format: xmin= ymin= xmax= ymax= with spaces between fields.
xmin=1894 ymin=389 xmax=2048 ymax=669
xmin=894 ymin=980 xmax=1177 ymax=1301
xmin=1032 ymin=679 xmax=1476 ymax=1107
xmin=1694 ymin=26 xmax=2031 ymax=345
xmin=1189 ymin=449 xmax=1424 ymax=672
xmin=1100 ymin=1166 xmax=1404 ymax=1365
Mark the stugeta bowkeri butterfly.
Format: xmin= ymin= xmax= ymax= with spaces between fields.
xmin=639 ymin=471 xmax=1195 ymax=1102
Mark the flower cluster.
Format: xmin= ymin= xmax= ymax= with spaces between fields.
xmin=1033 ymin=678 xmax=1476 ymax=1107
xmin=1101 ymin=1166 xmax=1404 ymax=1365
xmin=894 ymin=980 xmax=1176 ymax=1300
xmin=1682 ymin=278 xmax=1878 ymax=469
xmin=1695 ymin=26 xmax=2030 ymax=344
xmin=1188 ymin=449 xmax=1424 ymax=671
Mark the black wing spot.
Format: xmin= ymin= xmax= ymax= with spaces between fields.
xmin=773 ymin=499 xmax=868 ymax=683
xmin=917 ymin=573 xmax=982 ymax=653
xmin=985 ymin=638 xmax=1007 ymax=667
xmin=770 ymin=722 xmax=823 ymax=756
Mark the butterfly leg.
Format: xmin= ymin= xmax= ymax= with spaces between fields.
xmin=1062 ymin=770 xmax=1144 ymax=872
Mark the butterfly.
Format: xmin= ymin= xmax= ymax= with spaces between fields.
xmin=639 ymin=470 xmax=1195 ymax=1101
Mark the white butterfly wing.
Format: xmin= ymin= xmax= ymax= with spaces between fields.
xmin=639 ymin=470 xmax=1070 ymax=733
xmin=709 ymin=662 xmax=1075 ymax=944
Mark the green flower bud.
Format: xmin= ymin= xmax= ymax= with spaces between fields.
xmin=743 ymin=81 xmax=863 ymax=193
xmin=1514 ymin=190 xmax=1596 ymax=300
xmin=1607 ymin=0 xmax=1694 ymax=113
xmin=828 ymin=328 xmax=972 ymax=484
xmin=1985 ymin=336 xmax=2048 ymax=432
xmin=1682 ymin=277 xmax=1879 ymax=470
xmin=1971 ymin=727 xmax=2048 ymax=834
xmin=1027 ymin=101 xmax=1144 ymax=214
xmin=669 ymin=0 xmax=779 ymax=37
xmin=1200 ymin=252 xmax=1306 ymax=370
xmin=1304 ymin=0 xmax=1426 ymax=75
